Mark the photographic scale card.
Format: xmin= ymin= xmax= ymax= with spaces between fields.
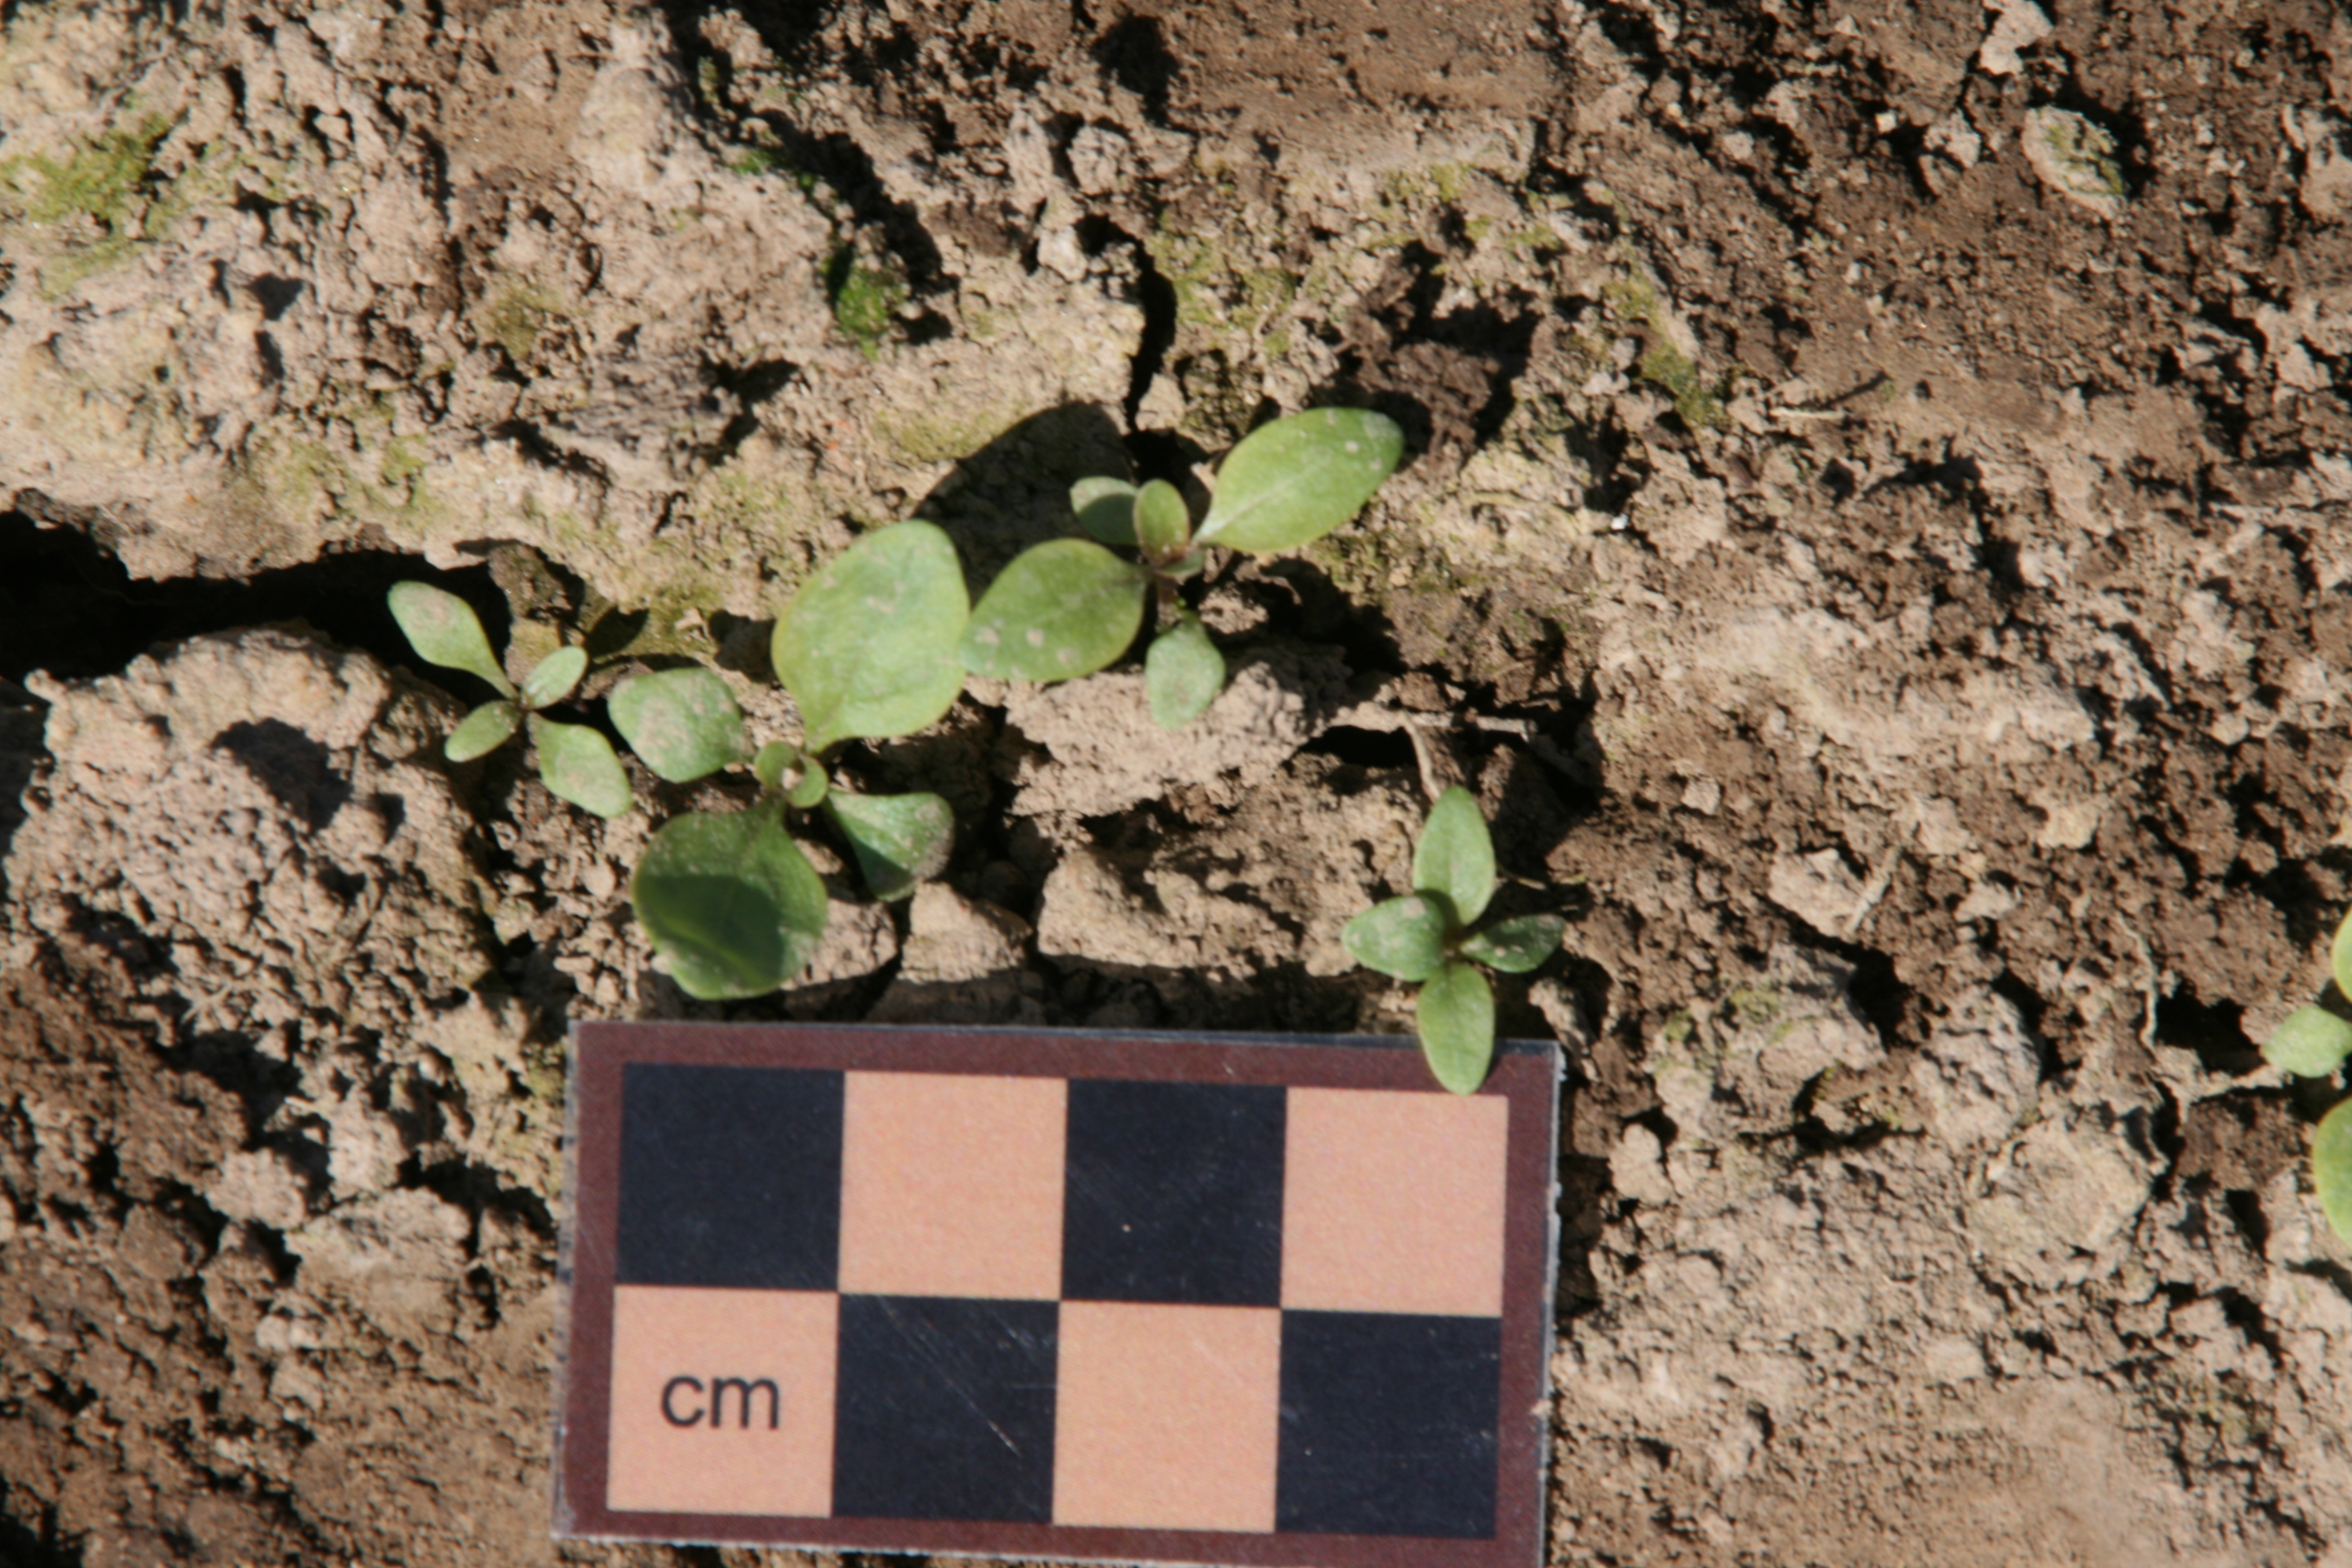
xmin=554 ymin=1021 xmax=1560 ymax=1567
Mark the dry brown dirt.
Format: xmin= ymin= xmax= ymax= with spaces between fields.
xmin=2 ymin=1 xmax=2351 ymax=1566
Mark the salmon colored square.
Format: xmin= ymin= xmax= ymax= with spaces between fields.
xmin=606 ymin=1286 xmax=837 ymax=1517
xmin=1053 ymin=1301 xmax=1282 ymax=1532
xmin=1281 ymin=1088 xmax=1512 ymax=1317
xmin=838 ymin=1073 xmax=1067 ymax=1299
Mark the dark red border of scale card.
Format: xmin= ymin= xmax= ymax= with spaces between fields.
xmin=554 ymin=1022 xmax=1558 ymax=1568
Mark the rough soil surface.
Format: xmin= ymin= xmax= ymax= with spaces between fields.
xmin=2 ymin=1 xmax=2351 ymax=1566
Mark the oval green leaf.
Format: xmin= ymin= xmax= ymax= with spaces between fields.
xmin=1072 ymin=476 xmax=1140 ymax=545
xmin=1418 ymin=959 xmax=1497 ymax=1096
xmin=388 ymin=581 xmax=512 ymax=694
xmin=1195 ymin=407 xmax=1404 ymax=554
xmin=445 ymin=699 xmax=521 ymax=762
xmin=772 ymin=520 xmax=970 ymax=756
xmin=529 ymin=715 xmax=634 ymax=818
xmin=1135 ymin=478 xmax=1191 ymax=556
xmin=824 ymin=790 xmax=953 ymax=901
xmin=2331 ymin=908 xmax=2352 ymax=1002
xmin=2316 ymin=1097 xmax=2352 ymax=1246
xmin=518 ymin=644 xmax=587 ymax=710
xmin=959 ymin=538 xmax=1150 ymax=683
xmin=2265 ymin=1005 xmax=2352 ymax=1079
xmin=1414 ymin=785 xmax=1497 ymax=927
xmin=632 ymin=808 xmax=830 ymax=999
xmin=1461 ymin=913 xmax=1565 ymax=975
xmin=1145 ymin=615 xmax=1226 ymax=730
xmin=753 ymin=740 xmax=798 ymax=791
xmin=785 ymin=763 xmax=830 ymax=808
xmin=610 ymin=668 xmax=751 ymax=783
xmin=1342 ymin=893 xmax=1450 ymax=982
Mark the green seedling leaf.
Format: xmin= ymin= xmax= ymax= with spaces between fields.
xmin=786 ymin=764 xmax=830 ymax=808
xmin=388 ymin=581 xmax=513 ymax=694
xmin=1418 ymin=959 xmax=1497 ymax=1096
xmin=610 ymin=668 xmax=751 ymax=783
xmin=518 ymin=644 xmax=587 ymax=709
xmin=753 ymin=741 xmax=797 ymax=791
xmin=772 ymin=520 xmax=969 ymax=755
xmin=529 ymin=716 xmax=634 ymax=818
xmin=1145 ymin=615 xmax=1226 ymax=730
xmin=753 ymin=740 xmax=829 ymax=804
xmin=1073 ymin=476 xmax=1140 ymax=545
xmin=961 ymin=539 xmax=1150 ymax=683
xmin=1135 ymin=478 xmax=1191 ymax=555
xmin=1414 ymin=785 xmax=1497 ymax=926
xmin=1161 ymin=549 xmax=1208 ymax=581
xmin=445 ymin=699 xmax=521 ymax=762
xmin=1342 ymin=894 xmax=1451 ymax=982
xmin=632 ymin=807 xmax=830 ymax=999
xmin=824 ymin=790 xmax=953 ymax=901
xmin=2332 ymin=908 xmax=2352 ymax=1002
xmin=1462 ymin=913 xmax=1566 ymax=975
xmin=1196 ymin=407 xmax=1405 ymax=554
xmin=2265 ymin=1005 xmax=2352 ymax=1079
xmin=2316 ymin=1097 xmax=2352 ymax=1246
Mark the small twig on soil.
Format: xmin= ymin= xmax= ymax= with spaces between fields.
xmin=1404 ymin=718 xmax=1469 ymax=800
xmin=2131 ymin=930 xmax=2161 ymax=1050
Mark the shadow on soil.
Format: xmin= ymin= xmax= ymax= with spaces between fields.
xmin=0 ymin=499 xmax=509 ymax=688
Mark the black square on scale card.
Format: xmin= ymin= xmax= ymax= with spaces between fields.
xmin=833 ymin=1295 xmax=1060 ymax=1523
xmin=1061 ymin=1079 xmax=1285 ymax=1305
xmin=1276 ymin=1310 xmax=1503 ymax=1539
xmin=616 ymin=1062 xmax=842 ymax=1290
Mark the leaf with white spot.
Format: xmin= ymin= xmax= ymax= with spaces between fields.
xmin=771 ymin=520 xmax=970 ymax=755
xmin=388 ymin=581 xmax=512 ymax=694
xmin=517 ymin=645 xmax=587 ymax=710
xmin=1461 ymin=913 xmax=1564 ymax=975
xmin=1195 ymin=407 xmax=1404 ymax=554
xmin=445 ymin=700 xmax=520 ymax=762
xmin=1144 ymin=613 xmax=1225 ymax=729
xmin=1342 ymin=894 xmax=1450 ymax=982
xmin=1417 ymin=959 xmax=1496 ymax=1095
xmin=529 ymin=715 xmax=634 ymax=818
xmin=1414 ymin=785 xmax=1497 ymax=926
xmin=959 ymin=538 xmax=1149 ymax=683
xmin=1134 ymin=478 xmax=1192 ymax=555
xmin=609 ymin=668 xmax=751 ymax=782
xmin=2266 ymin=1005 xmax=2352 ymax=1079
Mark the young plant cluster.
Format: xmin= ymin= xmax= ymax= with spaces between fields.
xmin=1342 ymin=788 xmax=1565 ymax=1093
xmin=388 ymin=582 xmax=633 ymax=817
xmin=389 ymin=407 xmax=1416 ymax=1014
xmin=962 ymin=407 xmax=1402 ymax=728
xmin=2261 ymin=909 xmax=2352 ymax=1245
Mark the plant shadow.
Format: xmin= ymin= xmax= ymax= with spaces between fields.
xmin=910 ymin=402 xmax=1132 ymax=589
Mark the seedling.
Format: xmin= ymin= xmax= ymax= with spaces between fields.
xmin=1342 ymin=786 xmax=1565 ymax=1094
xmin=610 ymin=520 xmax=969 ymax=1000
xmin=2261 ymin=907 xmax=2352 ymax=1245
xmin=388 ymin=581 xmax=632 ymax=818
xmin=960 ymin=407 xmax=1403 ymax=728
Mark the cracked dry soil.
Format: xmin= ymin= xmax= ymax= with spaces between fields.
xmin=2 ymin=1 xmax=2351 ymax=1565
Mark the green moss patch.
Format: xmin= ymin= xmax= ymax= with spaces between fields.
xmin=830 ymin=251 xmax=907 ymax=358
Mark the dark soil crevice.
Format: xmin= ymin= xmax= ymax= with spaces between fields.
xmin=0 ymin=505 xmax=509 ymax=688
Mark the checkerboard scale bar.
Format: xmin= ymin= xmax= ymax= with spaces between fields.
xmin=556 ymin=1022 xmax=1559 ymax=1568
